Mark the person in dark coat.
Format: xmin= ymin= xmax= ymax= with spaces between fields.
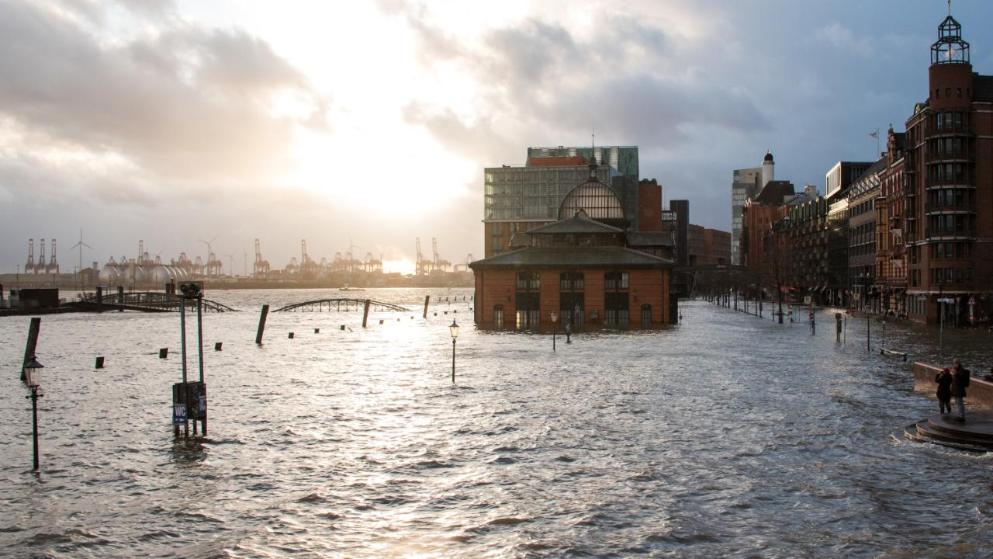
xmin=935 ymin=368 xmax=953 ymax=415
xmin=951 ymin=359 xmax=970 ymax=422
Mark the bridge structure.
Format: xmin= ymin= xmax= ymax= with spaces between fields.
xmin=273 ymin=298 xmax=410 ymax=313
xmin=74 ymin=291 xmax=238 ymax=313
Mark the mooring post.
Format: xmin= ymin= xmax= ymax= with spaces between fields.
xmin=255 ymin=304 xmax=270 ymax=345
xmin=362 ymin=299 xmax=371 ymax=327
xmin=835 ymin=313 xmax=843 ymax=343
xmin=214 ymin=342 xmax=222 ymax=351
xmin=423 ymin=295 xmax=430 ymax=319
xmin=20 ymin=317 xmax=41 ymax=382
xmin=117 ymin=285 xmax=125 ymax=311
xmin=95 ymin=356 xmax=105 ymax=369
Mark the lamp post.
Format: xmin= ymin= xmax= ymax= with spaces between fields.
xmin=24 ymin=356 xmax=44 ymax=472
xmin=449 ymin=319 xmax=459 ymax=383
xmin=550 ymin=311 xmax=558 ymax=352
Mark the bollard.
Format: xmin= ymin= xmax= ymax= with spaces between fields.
xmin=159 ymin=348 xmax=169 ymax=359
xmin=314 ymin=328 xmax=320 ymax=334
xmin=214 ymin=342 xmax=223 ymax=351
xmin=255 ymin=304 xmax=270 ymax=345
xmin=95 ymin=356 xmax=105 ymax=369
xmin=288 ymin=332 xmax=294 ymax=339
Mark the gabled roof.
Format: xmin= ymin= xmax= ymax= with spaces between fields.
xmin=528 ymin=211 xmax=625 ymax=235
xmin=754 ymin=180 xmax=795 ymax=205
xmin=469 ymin=246 xmax=673 ymax=270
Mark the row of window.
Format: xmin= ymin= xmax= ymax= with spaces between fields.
xmin=927 ymin=137 xmax=967 ymax=157
xmin=926 ymin=162 xmax=971 ymax=184
xmin=934 ymin=111 xmax=967 ymax=131
xmin=493 ymin=303 xmax=654 ymax=330
xmin=931 ymin=242 xmax=971 ymax=260
xmin=515 ymin=271 xmax=630 ymax=291
xmin=927 ymin=188 xmax=974 ymax=210
xmin=927 ymin=214 xmax=974 ymax=236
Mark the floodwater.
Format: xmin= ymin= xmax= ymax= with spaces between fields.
xmin=2 ymin=288 xmax=993 ymax=558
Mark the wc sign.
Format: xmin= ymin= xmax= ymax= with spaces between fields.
xmin=173 ymin=403 xmax=187 ymax=425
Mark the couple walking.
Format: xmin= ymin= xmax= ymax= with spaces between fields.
xmin=935 ymin=359 xmax=970 ymax=422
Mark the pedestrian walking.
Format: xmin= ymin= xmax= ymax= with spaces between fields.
xmin=935 ymin=368 xmax=953 ymax=416
xmin=951 ymin=359 xmax=970 ymax=422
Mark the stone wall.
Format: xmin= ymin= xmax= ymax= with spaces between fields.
xmin=912 ymin=362 xmax=993 ymax=409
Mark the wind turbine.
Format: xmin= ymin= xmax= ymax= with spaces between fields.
xmin=199 ymin=236 xmax=217 ymax=277
xmin=71 ymin=229 xmax=93 ymax=287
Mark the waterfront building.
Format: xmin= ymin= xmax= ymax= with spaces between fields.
xmin=846 ymin=158 xmax=887 ymax=312
xmin=731 ymin=154 xmax=772 ymax=266
xmin=741 ymin=180 xmax=794 ymax=275
xmin=471 ymin=160 xmax=674 ymax=331
xmin=900 ymin=12 xmax=993 ymax=325
xmin=484 ymin=146 xmax=638 ymax=258
xmin=876 ymin=129 xmax=909 ymax=315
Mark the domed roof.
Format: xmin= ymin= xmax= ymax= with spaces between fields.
xmin=558 ymin=178 xmax=625 ymax=224
xmin=763 ymin=151 xmax=774 ymax=163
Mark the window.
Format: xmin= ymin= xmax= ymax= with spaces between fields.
xmin=640 ymin=304 xmax=652 ymax=328
xmin=493 ymin=305 xmax=504 ymax=329
xmin=604 ymin=271 xmax=629 ymax=290
xmin=515 ymin=272 xmax=540 ymax=330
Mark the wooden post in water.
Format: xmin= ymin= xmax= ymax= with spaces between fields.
xmin=20 ymin=317 xmax=41 ymax=382
xmin=423 ymin=295 xmax=430 ymax=319
xmin=117 ymin=285 xmax=125 ymax=311
xmin=255 ymin=304 xmax=270 ymax=345
xmin=362 ymin=299 xmax=371 ymax=328
xmin=95 ymin=356 xmax=105 ymax=369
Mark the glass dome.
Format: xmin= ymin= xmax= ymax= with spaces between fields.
xmin=558 ymin=179 xmax=626 ymax=225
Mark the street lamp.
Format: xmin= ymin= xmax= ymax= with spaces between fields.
xmin=550 ymin=311 xmax=558 ymax=352
xmin=24 ymin=356 xmax=44 ymax=472
xmin=449 ymin=319 xmax=459 ymax=383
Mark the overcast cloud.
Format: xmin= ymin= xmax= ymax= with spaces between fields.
xmin=1 ymin=0 xmax=991 ymax=272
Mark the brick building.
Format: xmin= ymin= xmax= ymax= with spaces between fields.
xmin=471 ymin=162 xmax=674 ymax=331
xmin=901 ymin=13 xmax=993 ymax=325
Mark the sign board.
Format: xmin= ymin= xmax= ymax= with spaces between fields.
xmin=173 ymin=403 xmax=187 ymax=425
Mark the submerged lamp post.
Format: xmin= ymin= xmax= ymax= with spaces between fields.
xmin=550 ymin=311 xmax=558 ymax=352
xmin=449 ymin=319 xmax=459 ymax=383
xmin=24 ymin=356 xmax=44 ymax=472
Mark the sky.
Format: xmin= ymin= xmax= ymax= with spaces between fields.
xmin=1 ymin=0 xmax=991 ymax=274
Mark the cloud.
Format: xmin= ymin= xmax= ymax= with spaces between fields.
xmin=0 ymin=0 xmax=326 ymax=189
xmin=814 ymin=22 xmax=874 ymax=56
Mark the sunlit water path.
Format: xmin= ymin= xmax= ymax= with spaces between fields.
xmin=2 ymin=289 xmax=993 ymax=558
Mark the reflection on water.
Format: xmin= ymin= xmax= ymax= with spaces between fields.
xmin=2 ymin=289 xmax=993 ymax=558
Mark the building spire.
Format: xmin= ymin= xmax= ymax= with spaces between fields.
xmin=948 ymin=0 xmax=952 ymax=16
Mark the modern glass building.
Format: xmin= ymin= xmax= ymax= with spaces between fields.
xmin=483 ymin=146 xmax=638 ymax=257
